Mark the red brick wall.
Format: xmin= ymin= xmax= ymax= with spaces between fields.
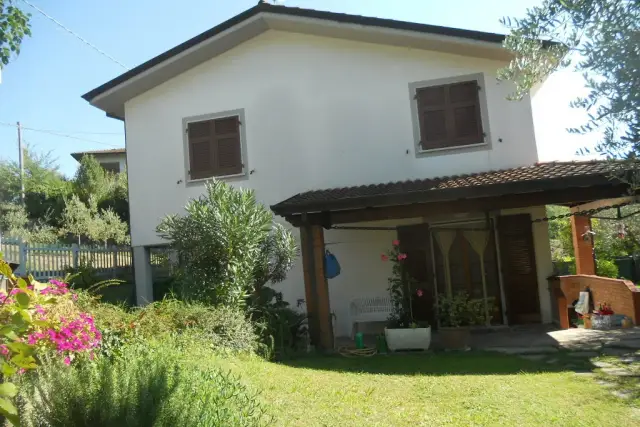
xmin=555 ymin=275 xmax=640 ymax=325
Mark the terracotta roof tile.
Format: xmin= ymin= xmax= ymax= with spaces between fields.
xmin=271 ymin=160 xmax=635 ymax=215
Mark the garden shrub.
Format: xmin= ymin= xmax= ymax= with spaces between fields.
xmin=75 ymin=296 xmax=260 ymax=356
xmin=249 ymin=287 xmax=307 ymax=357
xmin=156 ymin=180 xmax=297 ymax=307
xmin=134 ymin=299 xmax=260 ymax=354
xmin=596 ymin=258 xmax=619 ymax=278
xmin=19 ymin=340 xmax=269 ymax=427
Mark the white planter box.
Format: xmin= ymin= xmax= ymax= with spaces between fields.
xmin=385 ymin=327 xmax=431 ymax=351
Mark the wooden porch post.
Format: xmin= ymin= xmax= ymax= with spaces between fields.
xmin=300 ymin=224 xmax=334 ymax=351
xmin=570 ymin=215 xmax=596 ymax=275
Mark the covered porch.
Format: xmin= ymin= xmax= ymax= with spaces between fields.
xmin=271 ymin=160 xmax=638 ymax=351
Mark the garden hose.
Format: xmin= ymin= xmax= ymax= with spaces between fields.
xmin=337 ymin=346 xmax=377 ymax=357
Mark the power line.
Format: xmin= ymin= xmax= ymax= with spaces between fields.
xmin=21 ymin=0 xmax=129 ymax=70
xmin=0 ymin=121 xmax=121 ymax=147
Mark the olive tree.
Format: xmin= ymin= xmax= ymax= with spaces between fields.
xmin=499 ymin=0 xmax=639 ymax=159
xmin=0 ymin=0 xmax=31 ymax=68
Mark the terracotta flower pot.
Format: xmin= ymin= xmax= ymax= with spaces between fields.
xmin=439 ymin=326 xmax=470 ymax=350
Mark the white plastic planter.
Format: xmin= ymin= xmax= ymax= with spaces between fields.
xmin=384 ymin=327 xmax=431 ymax=351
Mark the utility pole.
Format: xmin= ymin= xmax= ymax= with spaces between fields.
xmin=17 ymin=121 xmax=25 ymax=205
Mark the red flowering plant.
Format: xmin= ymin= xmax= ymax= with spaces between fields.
xmin=380 ymin=240 xmax=425 ymax=328
xmin=595 ymin=302 xmax=614 ymax=316
xmin=0 ymin=256 xmax=101 ymax=425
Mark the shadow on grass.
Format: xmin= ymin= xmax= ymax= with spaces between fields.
xmin=278 ymin=351 xmax=582 ymax=376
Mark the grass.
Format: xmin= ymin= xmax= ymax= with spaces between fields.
xmin=216 ymin=352 xmax=639 ymax=427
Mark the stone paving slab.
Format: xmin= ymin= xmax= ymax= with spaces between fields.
xmin=602 ymin=348 xmax=636 ymax=356
xmin=486 ymin=346 xmax=558 ymax=355
xmin=601 ymin=367 xmax=637 ymax=377
xmin=593 ymin=361 xmax=614 ymax=368
xmin=605 ymin=339 xmax=640 ymax=350
xmin=567 ymin=351 xmax=600 ymax=358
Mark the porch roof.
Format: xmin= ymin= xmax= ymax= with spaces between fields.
xmin=271 ymin=160 xmax=637 ymax=221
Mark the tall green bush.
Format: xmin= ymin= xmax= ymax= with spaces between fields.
xmin=156 ymin=180 xmax=296 ymax=307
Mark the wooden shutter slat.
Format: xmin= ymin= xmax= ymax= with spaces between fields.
xmin=187 ymin=120 xmax=215 ymax=180
xmin=397 ymin=224 xmax=435 ymax=327
xmin=189 ymin=140 xmax=214 ymax=180
xmin=416 ymin=79 xmax=484 ymax=150
xmin=497 ymin=214 xmax=541 ymax=324
xmin=212 ymin=116 xmax=242 ymax=176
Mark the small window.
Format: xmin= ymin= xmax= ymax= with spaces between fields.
xmin=411 ymin=76 xmax=488 ymax=154
xmin=101 ymin=162 xmax=120 ymax=173
xmin=186 ymin=114 xmax=243 ymax=180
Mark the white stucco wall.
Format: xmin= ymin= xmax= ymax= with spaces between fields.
xmin=123 ymin=30 xmax=545 ymax=335
xmin=94 ymin=153 xmax=127 ymax=173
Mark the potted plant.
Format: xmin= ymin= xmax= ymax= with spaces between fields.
xmin=435 ymin=292 xmax=490 ymax=350
xmin=592 ymin=302 xmax=614 ymax=329
xmin=381 ymin=240 xmax=431 ymax=351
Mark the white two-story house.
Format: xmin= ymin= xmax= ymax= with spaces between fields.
xmin=82 ymin=2 xmax=630 ymax=349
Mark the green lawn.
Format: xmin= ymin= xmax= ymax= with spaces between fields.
xmin=219 ymin=352 xmax=639 ymax=427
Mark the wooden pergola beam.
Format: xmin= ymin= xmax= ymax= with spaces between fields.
xmin=300 ymin=224 xmax=334 ymax=351
xmin=286 ymin=185 xmax=629 ymax=227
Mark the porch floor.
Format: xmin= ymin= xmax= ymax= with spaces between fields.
xmin=337 ymin=325 xmax=640 ymax=352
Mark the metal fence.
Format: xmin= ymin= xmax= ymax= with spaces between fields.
xmin=0 ymin=237 xmax=133 ymax=281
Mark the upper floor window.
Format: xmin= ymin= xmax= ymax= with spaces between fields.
xmin=184 ymin=109 xmax=247 ymax=181
xmin=410 ymin=74 xmax=490 ymax=156
xmin=101 ymin=162 xmax=120 ymax=174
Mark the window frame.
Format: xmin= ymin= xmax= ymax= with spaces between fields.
xmin=409 ymin=73 xmax=492 ymax=157
xmin=182 ymin=108 xmax=249 ymax=185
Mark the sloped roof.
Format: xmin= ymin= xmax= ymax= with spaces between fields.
xmin=271 ymin=160 xmax=634 ymax=215
xmin=82 ymin=2 xmax=516 ymax=119
xmin=70 ymin=148 xmax=126 ymax=161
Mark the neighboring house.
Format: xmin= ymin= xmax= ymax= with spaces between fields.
xmin=82 ymin=2 xmax=635 ymax=348
xmin=71 ymin=148 xmax=126 ymax=173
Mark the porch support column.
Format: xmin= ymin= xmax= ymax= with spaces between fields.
xmin=570 ymin=215 xmax=596 ymax=275
xmin=133 ymin=246 xmax=153 ymax=305
xmin=300 ymin=224 xmax=333 ymax=351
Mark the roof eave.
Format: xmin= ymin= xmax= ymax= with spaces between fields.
xmin=82 ymin=3 xmax=513 ymax=118
xmin=270 ymin=174 xmax=617 ymax=216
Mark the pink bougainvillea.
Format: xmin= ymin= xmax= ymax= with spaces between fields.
xmin=40 ymin=279 xmax=70 ymax=296
xmin=380 ymin=254 xmax=389 ymax=262
xmin=1 ymin=278 xmax=102 ymax=366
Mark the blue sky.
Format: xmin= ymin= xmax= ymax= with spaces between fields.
xmin=0 ymin=0 xmax=597 ymax=177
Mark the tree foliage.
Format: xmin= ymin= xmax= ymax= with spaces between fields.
xmin=499 ymin=0 xmax=639 ymax=158
xmin=547 ymin=204 xmax=640 ymax=263
xmin=89 ymin=207 xmax=131 ymax=247
xmin=60 ymin=195 xmax=94 ymax=245
xmin=157 ymin=180 xmax=297 ymax=307
xmin=0 ymin=0 xmax=31 ymax=68
xmin=0 ymin=150 xmax=130 ymax=245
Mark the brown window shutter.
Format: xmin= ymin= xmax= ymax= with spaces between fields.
xmin=416 ymin=86 xmax=448 ymax=150
xmin=416 ymin=80 xmax=484 ymax=150
xmin=397 ymin=224 xmax=436 ymax=326
xmin=187 ymin=119 xmax=215 ymax=180
xmin=448 ymin=81 xmax=483 ymax=146
xmin=496 ymin=214 xmax=541 ymax=324
xmin=212 ymin=116 xmax=242 ymax=176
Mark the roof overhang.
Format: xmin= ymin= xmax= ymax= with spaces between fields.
xmin=70 ymin=149 xmax=126 ymax=161
xmin=270 ymin=161 xmax=638 ymax=226
xmin=82 ymin=3 xmax=512 ymax=120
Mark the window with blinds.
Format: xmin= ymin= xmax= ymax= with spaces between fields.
xmin=186 ymin=115 xmax=243 ymax=180
xmin=415 ymin=79 xmax=485 ymax=151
